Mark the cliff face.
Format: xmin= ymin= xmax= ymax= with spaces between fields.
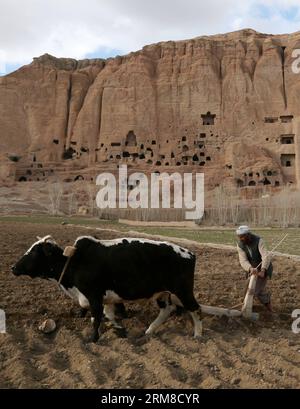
xmin=1 ymin=29 xmax=300 ymax=191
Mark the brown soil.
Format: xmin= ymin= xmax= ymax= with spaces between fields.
xmin=0 ymin=221 xmax=299 ymax=389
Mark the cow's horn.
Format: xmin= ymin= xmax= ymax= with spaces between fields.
xmin=36 ymin=236 xmax=42 ymax=240
xmin=44 ymin=235 xmax=54 ymax=242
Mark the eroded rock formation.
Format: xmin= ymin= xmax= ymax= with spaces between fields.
xmin=1 ymin=29 xmax=300 ymax=193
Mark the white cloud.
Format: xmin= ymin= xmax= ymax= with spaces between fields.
xmin=0 ymin=0 xmax=300 ymax=74
xmin=232 ymin=18 xmax=244 ymax=31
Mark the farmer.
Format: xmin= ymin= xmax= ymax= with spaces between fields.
xmin=236 ymin=225 xmax=273 ymax=312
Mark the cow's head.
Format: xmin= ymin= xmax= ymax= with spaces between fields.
xmin=12 ymin=235 xmax=63 ymax=279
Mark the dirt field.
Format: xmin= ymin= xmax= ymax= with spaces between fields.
xmin=0 ymin=221 xmax=299 ymax=389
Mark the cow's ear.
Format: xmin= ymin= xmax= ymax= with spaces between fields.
xmin=42 ymin=242 xmax=53 ymax=257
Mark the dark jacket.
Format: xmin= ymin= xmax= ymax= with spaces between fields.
xmin=237 ymin=233 xmax=273 ymax=278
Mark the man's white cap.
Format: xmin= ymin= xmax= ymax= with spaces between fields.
xmin=236 ymin=225 xmax=250 ymax=236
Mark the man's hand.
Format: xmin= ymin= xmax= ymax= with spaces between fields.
xmin=249 ymin=267 xmax=258 ymax=275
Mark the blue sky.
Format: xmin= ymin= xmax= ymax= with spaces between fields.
xmin=1 ymin=48 xmax=123 ymax=76
xmin=1 ymin=0 xmax=300 ymax=76
xmin=249 ymin=2 xmax=299 ymax=21
xmin=86 ymin=48 xmax=122 ymax=60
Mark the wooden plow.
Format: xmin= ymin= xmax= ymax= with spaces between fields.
xmin=198 ymin=234 xmax=288 ymax=321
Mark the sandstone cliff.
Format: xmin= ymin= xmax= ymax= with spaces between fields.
xmin=1 ymin=29 xmax=300 ymax=192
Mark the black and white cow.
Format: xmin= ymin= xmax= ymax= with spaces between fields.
xmin=12 ymin=235 xmax=202 ymax=342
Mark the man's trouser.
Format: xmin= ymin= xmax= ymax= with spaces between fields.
xmin=252 ymin=276 xmax=271 ymax=305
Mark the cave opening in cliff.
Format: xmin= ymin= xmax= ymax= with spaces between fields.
xmin=281 ymin=154 xmax=295 ymax=167
xmin=62 ymin=147 xmax=76 ymax=160
xmin=125 ymin=131 xmax=137 ymax=146
xmin=201 ymin=112 xmax=215 ymax=125
xmin=236 ymin=179 xmax=244 ymax=188
xmin=280 ymin=135 xmax=294 ymax=144
xmin=248 ymin=181 xmax=256 ymax=186
xmin=262 ymin=178 xmax=271 ymax=185
xmin=280 ymin=115 xmax=293 ymax=123
xmin=8 ymin=155 xmax=20 ymax=162
xmin=264 ymin=117 xmax=278 ymax=123
xmin=74 ymin=175 xmax=84 ymax=181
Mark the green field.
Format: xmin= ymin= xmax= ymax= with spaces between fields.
xmin=123 ymin=226 xmax=299 ymax=256
xmin=0 ymin=215 xmax=299 ymax=256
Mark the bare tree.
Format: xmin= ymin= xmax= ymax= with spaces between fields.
xmin=85 ymin=183 xmax=97 ymax=216
xmin=47 ymin=181 xmax=63 ymax=215
xmin=67 ymin=191 xmax=77 ymax=216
